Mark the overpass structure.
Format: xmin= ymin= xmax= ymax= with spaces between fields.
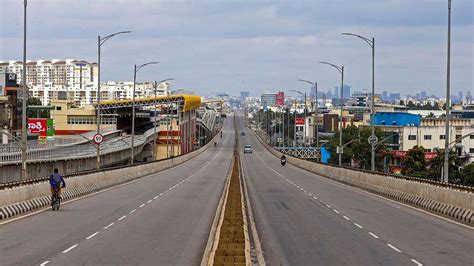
xmin=0 ymin=95 xmax=222 ymax=183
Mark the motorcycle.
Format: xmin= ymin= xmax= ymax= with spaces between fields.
xmin=281 ymin=158 xmax=286 ymax=166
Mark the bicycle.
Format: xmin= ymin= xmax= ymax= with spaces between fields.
xmin=51 ymin=186 xmax=61 ymax=211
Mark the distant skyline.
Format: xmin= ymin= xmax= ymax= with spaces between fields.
xmin=1 ymin=0 xmax=472 ymax=97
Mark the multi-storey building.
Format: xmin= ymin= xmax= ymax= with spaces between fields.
xmin=0 ymin=60 xmax=170 ymax=106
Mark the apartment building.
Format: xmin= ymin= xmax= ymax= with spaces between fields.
xmin=0 ymin=60 xmax=170 ymax=106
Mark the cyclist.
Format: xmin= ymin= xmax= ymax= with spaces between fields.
xmin=50 ymin=168 xmax=66 ymax=201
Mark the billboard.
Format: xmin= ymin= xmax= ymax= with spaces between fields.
xmin=28 ymin=119 xmax=47 ymax=137
xmin=28 ymin=118 xmax=54 ymax=137
xmin=295 ymin=118 xmax=305 ymax=125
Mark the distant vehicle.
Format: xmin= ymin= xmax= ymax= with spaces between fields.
xmin=244 ymin=144 xmax=252 ymax=153
xmin=241 ymin=132 xmax=246 ymax=136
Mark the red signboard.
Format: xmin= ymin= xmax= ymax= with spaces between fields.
xmin=389 ymin=150 xmax=438 ymax=162
xmin=295 ymin=118 xmax=305 ymax=125
xmin=28 ymin=119 xmax=47 ymax=137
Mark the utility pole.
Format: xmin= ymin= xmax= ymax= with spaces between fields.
xmin=96 ymin=30 xmax=131 ymax=169
xmin=443 ymin=0 xmax=452 ymax=183
xmin=21 ymin=0 xmax=27 ymax=181
xmin=342 ymin=32 xmax=376 ymax=171
xmin=320 ymin=61 xmax=344 ymax=166
xmin=153 ymin=81 xmax=157 ymax=159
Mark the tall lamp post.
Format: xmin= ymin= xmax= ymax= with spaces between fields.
xmin=96 ymin=30 xmax=131 ymax=170
xmin=21 ymin=0 xmax=28 ymax=181
xmin=342 ymin=32 xmax=376 ymax=171
xmin=291 ymin=90 xmax=307 ymax=146
xmin=443 ymin=0 xmax=452 ymax=183
xmin=130 ymin=61 xmax=159 ymax=165
xmin=298 ymin=79 xmax=320 ymax=160
xmin=153 ymin=78 xmax=174 ymax=159
xmin=320 ymin=61 xmax=344 ymax=166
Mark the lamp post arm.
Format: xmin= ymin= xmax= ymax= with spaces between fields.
xmin=99 ymin=31 xmax=132 ymax=46
xmin=341 ymin=32 xmax=373 ymax=47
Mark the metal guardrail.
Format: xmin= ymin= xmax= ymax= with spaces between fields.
xmin=255 ymin=130 xmax=474 ymax=193
xmin=0 ymin=130 xmax=150 ymax=164
xmin=1 ymin=123 xmax=224 ymax=189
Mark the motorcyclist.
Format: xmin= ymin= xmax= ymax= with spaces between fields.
xmin=50 ymin=168 xmax=66 ymax=200
xmin=280 ymin=154 xmax=286 ymax=165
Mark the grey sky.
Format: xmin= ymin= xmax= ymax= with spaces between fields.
xmin=1 ymin=0 xmax=472 ymax=97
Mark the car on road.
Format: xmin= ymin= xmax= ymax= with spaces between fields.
xmin=244 ymin=144 xmax=252 ymax=153
xmin=241 ymin=132 xmax=246 ymax=136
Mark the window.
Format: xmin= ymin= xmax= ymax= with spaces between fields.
xmin=456 ymin=135 xmax=462 ymax=143
xmin=408 ymin=135 xmax=416 ymax=140
xmin=440 ymin=135 xmax=446 ymax=140
xmin=470 ymin=135 xmax=474 ymax=139
xmin=470 ymin=148 xmax=474 ymax=154
xmin=56 ymin=106 xmax=62 ymax=111
xmin=424 ymin=135 xmax=432 ymax=140
xmin=424 ymin=149 xmax=431 ymax=152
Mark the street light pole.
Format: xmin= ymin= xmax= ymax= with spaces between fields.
xmin=443 ymin=0 xmax=452 ymax=183
xmin=96 ymin=30 xmax=131 ymax=170
xmin=21 ymin=0 xmax=28 ymax=181
xmin=320 ymin=61 xmax=344 ymax=166
xmin=298 ymin=79 xmax=319 ymax=160
xmin=130 ymin=61 xmax=159 ymax=165
xmin=342 ymin=32 xmax=376 ymax=171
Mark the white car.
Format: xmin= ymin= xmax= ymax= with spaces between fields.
xmin=244 ymin=144 xmax=253 ymax=153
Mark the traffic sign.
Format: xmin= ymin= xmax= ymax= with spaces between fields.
xmin=337 ymin=146 xmax=343 ymax=154
xmin=368 ymin=135 xmax=378 ymax=145
xmin=93 ymin=133 xmax=104 ymax=145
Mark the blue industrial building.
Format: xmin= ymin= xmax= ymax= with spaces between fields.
xmin=372 ymin=112 xmax=421 ymax=127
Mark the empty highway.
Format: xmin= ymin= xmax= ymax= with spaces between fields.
xmin=0 ymin=120 xmax=234 ymax=265
xmin=237 ymin=114 xmax=473 ymax=266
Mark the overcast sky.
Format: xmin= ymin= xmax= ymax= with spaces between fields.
xmin=1 ymin=0 xmax=472 ymax=97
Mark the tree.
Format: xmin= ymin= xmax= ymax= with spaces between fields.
xmin=402 ymin=146 xmax=427 ymax=177
xmin=426 ymin=148 xmax=462 ymax=182
xmin=399 ymin=100 xmax=405 ymax=106
xmin=326 ymin=125 xmax=389 ymax=171
xmin=461 ymin=163 xmax=474 ymax=186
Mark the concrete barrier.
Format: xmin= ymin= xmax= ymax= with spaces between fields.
xmin=254 ymin=131 xmax=474 ymax=225
xmin=0 ymin=130 xmax=221 ymax=221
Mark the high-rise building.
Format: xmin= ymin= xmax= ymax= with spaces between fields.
xmin=421 ymin=91 xmax=427 ymax=99
xmin=458 ymin=91 xmax=463 ymax=103
xmin=382 ymin=91 xmax=388 ymax=101
xmin=342 ymin=85 xmax=351 ymax=99
xmin=240 ymin=91 xmax=249 ymax=101
xmin=261 ymin=92 xmax=277 ymax=107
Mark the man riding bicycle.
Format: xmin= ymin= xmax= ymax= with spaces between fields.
xmin=50 ymin=168 xmax=66 ymax=200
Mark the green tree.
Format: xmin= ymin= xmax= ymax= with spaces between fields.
xmin=402 ymin=146 xmax=427 ymax=177
xmin=461 ymin=163 xmax=474 ymax=186
xmin=326 ymin=125 xmax=388 ymax=171
xmin=426 ymin=148 xmax=462 ymax=182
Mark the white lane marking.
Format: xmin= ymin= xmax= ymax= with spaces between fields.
xmin=62 ymin=244 xmax=78 ymax=254
xmin=154 ymin=196 xmax=158 ymax=199
xmin=326 ymin=204 xmax=331 ymax=208
xmin=104 ymin=222 xmax=114 ymax=229
xmin=86 ymin=232 xmax=99 ymax=240
xmin=139 ymin=204 xmax=145 ymax=208
xmin=159 ymin=193 xmax=163 ymax=196
xmin=386 ymin=244 xmax=402 ymax=253
xmin=308 ymin=194 xmax=312 ymax=196
xmin=147 ymin=200 xmax=152 ymax=203
xmin=369 ymin=232 xmax=379 ymax=239
xmin=40 ymin=261 xmax=50 ymax=266
xmin=313 ymin=196 xmax=318 ymax=200
xmin=118 ymin=215 xmax=126 ymax=221
xmin=411 ymin=259 xmax=423 ymax=266
xmin=354 ymin=223 xmax=363 ymax=228
xmin=343 ymin=216 xmax=350 ymax=221
xmin=129 ymin=209 xmax=137 ymax=214
xmin=333 ymin=210 xmax=340 ymax=214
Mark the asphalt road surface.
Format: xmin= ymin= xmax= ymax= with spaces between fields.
xmin=237 ymin=114 xmax=473 ymax=266
xmin=0 ymin=120 xmax=234 ymax=266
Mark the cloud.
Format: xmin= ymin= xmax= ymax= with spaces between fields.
xmin=0 ymin=0 xmax=472 ymax=96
